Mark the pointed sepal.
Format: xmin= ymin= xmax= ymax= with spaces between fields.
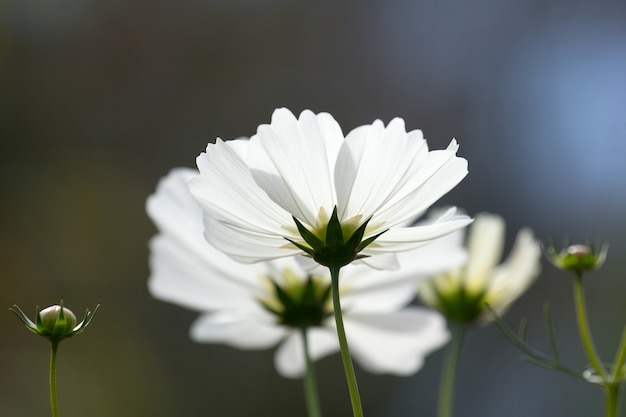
xmin=288 ymin=206 xmax=388 ymax=269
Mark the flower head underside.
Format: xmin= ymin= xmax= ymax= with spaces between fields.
xmin=189 ymin=108 xmax=472 ymax=269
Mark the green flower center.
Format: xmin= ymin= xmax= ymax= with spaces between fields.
xmin=435 ymin=287 xmax=486 ymax=323
xmin=259 ymin=271 xmax=332 ymax=328
xmin=425 ymin=272 xmax=487 ymax=323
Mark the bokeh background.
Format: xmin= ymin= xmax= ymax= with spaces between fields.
xmin=2 ymin=0 xmax=626 ymax=416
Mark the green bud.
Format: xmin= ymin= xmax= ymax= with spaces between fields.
xmin=545 ymin=240 xmax=608 ymax=275
xmin=38 ymin=305 xmax=77 ymax=336
xmin=11 ymin=301 xmax=99 ymax=343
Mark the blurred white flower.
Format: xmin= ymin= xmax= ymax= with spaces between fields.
xmin=147 ymin=168 xmax=466 ymax=377
xmin=419 ymin=213 xmax=541 ymax=323
xmin=189 ymin=108 xmax=471 ymax=270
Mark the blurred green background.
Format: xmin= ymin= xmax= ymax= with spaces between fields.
xmin=2 ymin=0 xmax=626 ymax=416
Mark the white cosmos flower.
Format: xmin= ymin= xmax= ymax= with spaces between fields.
xmin=147 ymin=168 xmax=466 ymax=377
xmin=419 ymin=213 xmax=542 ymax=323
xmin=189 ymin=108 xmax=471 ymax=270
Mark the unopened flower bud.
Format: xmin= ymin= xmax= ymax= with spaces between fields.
xmin=38 ymin=305 xmax=77 ymax=336
xmin=545 ymin=240 xmax=608 ymax=275
xmin=10 ymin=301 xmax=99 ymax=343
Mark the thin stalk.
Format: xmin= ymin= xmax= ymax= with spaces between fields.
xmin=301 ymin=327 xmax=323 ymax=417
xmin=603 ymin=383 xmax=620 ymax=417
xmin=437 ymin=322 xmax=465 ymax=417
xmin=329 ymin=265 xmax=363 ymax=417
xmin=610 ymin=326 xmax=626 ymax=380
xmin=50 ymin=340 xmax=59 ymax=417
xmin=573 ymin=273 xmax=607 ymax=380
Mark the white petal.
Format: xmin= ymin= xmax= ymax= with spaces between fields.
xmin=147 ymin=169 xmax=268 ymax=307
xmin=342 ymin=308 xmax=450 ymax=375
xmin=335 ymin=118 xmax=427 ymax=222
xmin=340 ymin=230 xmax=467 ymax=313
xmin=190 ymin=138 xmax=293 ymax=237
xmin=203 ymin=214 xmax=301 ymax=263
xmin=146 ymin=167 xmax=208 ymax=260
xmin=339 ymin=270 xmax=418 ymax=314
xmin=352 ymin=252 xmax=400 ymax=270
xmin=366 ymin=208 xmax=473 ymax=253
xmin=274 ymin=328 xmax=338 ymax=378
xmin=247 ymin=108 xmax=343 ymax=226
xmin=397 ymin=227 xmax=467 ymax=277
xmin=336 ymin=126 xmax=467 ymax=232
xmin=148 ymin=236 xmax=261 ymax=311
xmin=190 ymin=310 xmax=287 ymax=349
xmin=372 ymin=140 xmax=468 ymax=229
xmin=464 ymin=213 xmax=506 ymax=293
xmin=486 ymin=228 xmax=541 ymax=314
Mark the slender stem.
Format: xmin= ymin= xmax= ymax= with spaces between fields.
xmin=437 ymin=322 xmax=465 ymax=417
xmin=610 ymin=326 xmax=626 ymax=380
xmin=300 ymin=327 xmax=323 ymax=417
xmin=329 ymin=266 xmax=363 ymax=417
xmin=573 ymin=273 xmax=607 ymax=380
xmin=50 ymin=340 xmax=59 ymax=417
xmin=603 ymin=383 xmax=620 ymax=417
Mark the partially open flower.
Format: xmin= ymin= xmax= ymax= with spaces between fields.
xmin=545 ymin=241 xmax=608 ymax=275
xmin=11 ymin=302 xmax=98 ymax=343
xmin=419 ymin=213 xmax=541 ymax=324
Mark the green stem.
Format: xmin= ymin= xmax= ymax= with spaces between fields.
xmin=50 ymin=340 xmax=59 ymax=417
xmin=437 ymin=322 xmax=465 ymax=417
xmin=610 ymin=326 xmax=626 ymax=380
xmin=603 ymin=383 xmax=620 ymax=417
xmin=329 ymin=266 xmax=363 ymax=417
xmin=301 ymin=327 xmax=323 ymax=417
xmin=573 ymin=273 xmax=607 ymax=380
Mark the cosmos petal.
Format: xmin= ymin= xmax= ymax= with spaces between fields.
xmin=146 ymin=169 xmax=274 ymax=312
xmin=190 ymin=138 xmax=292 ymax=236
xmin=367 ymin=208 xmax=473 ymax=253
xmin=335 ymin=118 xmax=427 ymax=222
xmin=340 ymin=231 xmax=467 ymax=313
xmin=372 ymin=141 xmax=468 ymax=229
xmin=465 ymin=214 xmax=506 ymax=294
xmin=148 ymin=236 xmax=261 ymax=311
xmin=203 ymin=214 xmax=301 ymax=263
xmin=486 ymin=228 xmax=541 ymax=314
xmin=190 ymin=310 xmax=287 ymax=349
xmin=342 ymin=308 xmax=450 ymax=375
xmin=274 ymin=328 xmax=339 ymax=378
xmin=146 ymin=168 xmax=213 ymax=263
xmin=247 ymin=109 xmax=342 ymax=227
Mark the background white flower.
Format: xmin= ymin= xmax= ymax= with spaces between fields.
xmin=419 ymin=213 xmax=542 ymax=323
xmin=189 ymin=108 xmax=471 ymax=269
xmin=147 ymin=168 xmax=467 ymax=377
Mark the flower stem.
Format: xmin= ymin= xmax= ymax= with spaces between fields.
xmin=573 ymin=273 xmax=607 ymax=380
xmin=603 ymin=383 xmax=620 ymax=417
xmin=50 ymin=340 xmax=59 ymax=417
xmin=329 ymin=265 xmax=363 ymax=417
xmin=437 ymin=322 xmax=465 ymax=417
xmin=610 ymin=326 xmax=626 ymax=380
xmin=301 ymin=327 xmax=323 ymax=417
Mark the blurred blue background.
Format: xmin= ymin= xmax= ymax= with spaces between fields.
xmin=2 ymin=0 xmax=626 ymax=416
